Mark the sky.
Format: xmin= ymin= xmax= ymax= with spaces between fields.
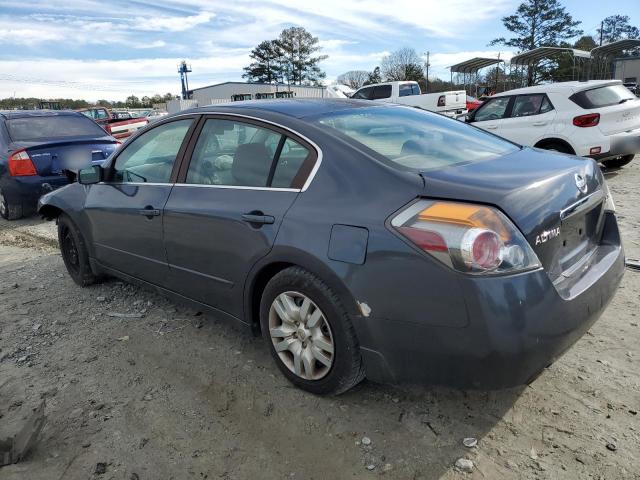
xmin=0 ymin=0 xmax=638 ymax=101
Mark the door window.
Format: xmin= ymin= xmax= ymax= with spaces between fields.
xmin=511 ymin=94 xmax=550 ymax=118
xmin=372 ymin=85 xmax=392 ymax=100
xmin=271 ymin=138 xmax=311 ymax=188
xmin=112 ymin=119 xmax=193 ymax=183
xmin=473 ymin=97 xmax=511 ymax=122
xmin=352 ymin=87 xmax=373 ymax=100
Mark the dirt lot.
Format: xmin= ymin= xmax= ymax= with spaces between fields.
xmin=1 ymin=160 xmax=639 ymax=480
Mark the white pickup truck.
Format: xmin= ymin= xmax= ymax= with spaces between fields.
xmin=351 ymin=81 xmax=467 ymax=116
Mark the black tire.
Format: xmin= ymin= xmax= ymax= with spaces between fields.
xmin=0 ymin=188 xmax=23 ymax=220
xmin=57 ymin=213 xmax=97 ymax=287
xmin=602 ymin=154 xmax=634 ymax=169
xmin=260 ymin=267 xmax=364 ymax=395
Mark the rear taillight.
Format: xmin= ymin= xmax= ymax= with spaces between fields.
xmin=573 ymin=113 xmax=600 ymax=127
xmin=8 ymin=149 xmax=37 ymax=176
xmin=437 ymin=95 xmax=446 ymax=107
xmin=391 ymin=200 xmax=541 ymax=275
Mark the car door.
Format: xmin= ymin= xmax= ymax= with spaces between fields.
xmin=84 ymin=117 xmax=196 ymax=284
xmin=163 ymin=115 xmax=319 ymax=318
xmin=497 ymin=94 xmax=556 ymax=146
xmin=470 ymin=96 xmax=512 ymax=136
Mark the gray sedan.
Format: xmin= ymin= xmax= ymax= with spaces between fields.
xmin=39 ymin=100 xmax=624 ymax=395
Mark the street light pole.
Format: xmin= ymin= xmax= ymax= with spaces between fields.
xmin=424 ymin=51 xmax=430 ymax=93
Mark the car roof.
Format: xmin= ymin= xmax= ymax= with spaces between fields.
xmin=493 ymin=80 xmax=622 ymax=97
xmin=0 ymin=109 xmax=83 ymax=120
xmin=184 ymin=98 xmax=382 ymax=119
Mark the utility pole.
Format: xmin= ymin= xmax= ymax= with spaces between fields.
xmin=424 ymin=51 xmax=430 ymax=93
xmin=599 ymin=21 xmax=603 ymax=46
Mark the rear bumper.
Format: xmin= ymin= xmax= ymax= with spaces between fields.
xmin=0 ymin=175 xmax=69 ymax=213
xmin=355 ymin=213 xmax=625 ymax=389
xmin=588 ymin=128 xmax=640 ymax=161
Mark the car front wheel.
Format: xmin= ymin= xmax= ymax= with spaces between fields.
xmin=58 ymin=213 xmax=97 ymax=287
xmin=260 ymin=267 xmax=364 ymax=395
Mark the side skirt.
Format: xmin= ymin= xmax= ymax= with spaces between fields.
xmin=90 ymin=258 xmax=250 ymax=329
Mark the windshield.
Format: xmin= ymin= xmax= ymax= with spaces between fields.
xmin=7 ymin=115 xmax=107 ymax=141
xmin=315 ymin=106 xmax=518 ymax=171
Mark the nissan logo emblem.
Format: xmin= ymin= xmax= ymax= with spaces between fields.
xmin=575 ymin=173 xmax=588 ymax=194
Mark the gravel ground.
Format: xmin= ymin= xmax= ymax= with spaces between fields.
xmin=0 ymin=159 xmax=639 ymax=480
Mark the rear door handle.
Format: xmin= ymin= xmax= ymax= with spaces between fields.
xmin=139 ymin=207 xmax=160 ymax=217
xmin=532 ymin=121 xmax=547 ymax=126
xmin=241 ymin=213 xmax=275 ymax=225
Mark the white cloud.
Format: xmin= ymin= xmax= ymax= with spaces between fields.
xmin=137 ymin=11 xmax=214 ymax=32
xmin=134 ymin=40 xmax=168 ymax=49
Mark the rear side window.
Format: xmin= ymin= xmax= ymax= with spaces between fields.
xmin=352 ymin=87 xmax=373 ymax=100
xmin=6 ymin=115 xmax=107 ymax=141
xmin=570 ymin=84 xmax=636 ymax=109
xmin=316 ymin=106 xmax=518 ymax=172
xmin=511 ymin=94 xmax=553 ymax=117
xmin=372 ymin=85 xmax=392 ymax=100
xmin=399 ymin=83 xmax=419 ymax=97
xmin=271 ymin=138 xmax=311 ymax=188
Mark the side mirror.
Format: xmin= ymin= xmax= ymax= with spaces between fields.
xmin=78 ymin=165 xmax=102 ymax=185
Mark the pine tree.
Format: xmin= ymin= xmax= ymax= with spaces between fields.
xmin=242 ymin=40 xmax=282 ymax=84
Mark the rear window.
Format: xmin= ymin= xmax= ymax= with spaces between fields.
xmin=570 ymin=84 xmax=636 ymax=109
xmin=6 ymin=115 xmax=107 ymax=141
xmin=315 ymin=106 xmax=518 ymax=171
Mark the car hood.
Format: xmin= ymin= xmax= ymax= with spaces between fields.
xmin=420 ymin=147 xmax=605 ymax=279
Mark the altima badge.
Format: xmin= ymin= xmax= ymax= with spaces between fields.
xmin=536 ymin=227 xmax=561 ymax=245
xmin=575 ymin=173 xmax=588 ymax=194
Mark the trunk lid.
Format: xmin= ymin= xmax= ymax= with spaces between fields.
xmin=420 ymin=147 xmax=606 ymax=281
xmin=596 ymin=98 xmax=640 ymax=135
xmin=10 ymin=138 xmax=117 ymax=176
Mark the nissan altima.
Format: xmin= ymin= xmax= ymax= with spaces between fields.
xmin=38 ymin=100 xmax=625 ymax=395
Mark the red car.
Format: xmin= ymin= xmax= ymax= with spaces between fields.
xmin=77 ymin=107 xmax=148 ymax=140
xmin=466 ymin=95 xmax=483 ymax=111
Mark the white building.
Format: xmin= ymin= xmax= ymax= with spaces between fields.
xmin=189 ymin=81 xmax=332 ymax=106
xmin=614 ymin=56 xmax=640 ymax=84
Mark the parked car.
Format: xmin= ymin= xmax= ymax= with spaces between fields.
xmin=77 ymin=107 xmax=148 ymax=140
xmin=351 ymin=81 xmax=467 ymax=117
xmin=466 ymin=95 xmax=483 ymax=111
xmin=623 ymin=82 xmax=638 ymax=96
xmin=466 ymin=80 xmax=640 ymax=168
xmin=39 ymin=100 xmax=624 ymax=394
xmin=0 ymin=110 xmax=118 ymax=220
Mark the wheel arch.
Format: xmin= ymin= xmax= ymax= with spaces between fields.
xmin=244 ymin=247 xmax=360 ymax=335
xmin=533 ymin=137 xmax=576 ymax=154
xmin=38 ymin=203 xmax=64 ymax=220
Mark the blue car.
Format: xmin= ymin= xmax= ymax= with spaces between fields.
xmin=0 ymin=110 xmax=118 ymax=220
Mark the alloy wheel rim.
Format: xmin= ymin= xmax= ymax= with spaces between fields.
xmin=269 ymin=291 xmax=334 ymax=380
xmin=61 ymin=227 xmax=79 ymax=273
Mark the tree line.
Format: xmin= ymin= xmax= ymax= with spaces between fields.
xmin=0 ymin=93 xmax=178 ymax=111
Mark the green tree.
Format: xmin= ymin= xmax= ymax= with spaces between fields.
xmin=273 ymin=27 xmax=327 ymax=86
xmin=380 ymin=48 xmax=424 ymax=82
xmin=598 ymin=15 xmax=639 ymax=44
xmin=243 ymin=40 xmax=282 ymax=83
xmin=490 ymin=0 xmax=582 ymax=85
xmin=364 ymin=66 xmax=382 ymax=85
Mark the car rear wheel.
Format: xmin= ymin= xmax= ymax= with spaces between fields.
xmin=58 ymin=213 xmax=97 ymax=287
xmin=0 ymin=188 xmax=23 ymax=220
xmin=602 ymin=154 xmax=634 ymax=169
xmin=260 ymin=267 xmax=364 ymax=395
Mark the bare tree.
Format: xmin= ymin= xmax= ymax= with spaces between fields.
xmin=336 ymin=70 xmax=369 ymax=89
xmin=380 ymin=48 xmax=425 ymax=82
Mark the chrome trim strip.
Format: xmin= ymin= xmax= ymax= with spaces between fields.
xmin=173 ymin=183 xmax=299 ymax=192
xmin=168 ymin=262 xmax=234 ymax=286
xmin=97 ymin=182 xmax=173 ymax=186
xmin=559 ymin=190 xmax=605 ymax=221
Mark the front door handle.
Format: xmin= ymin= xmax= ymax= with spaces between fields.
xmin=485 ymin=125 xmax=498 ymax=130
xmin=532 ymin=121 xmax=547 ymax=126
xmin=139 ymin=207 xmax=160 ymax=218
xmin=241 ymin=213 xmax=275 ymax=225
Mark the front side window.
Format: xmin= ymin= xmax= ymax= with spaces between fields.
xmin=473 ymin=97 xmax=511 ymax=122
xmin=352 ymin=87 xmax=373 ymax=100
xmin=316 ymin=106 xmax=518 ymax=171
xmin=112 ymin=119 xmax=193 ymax=183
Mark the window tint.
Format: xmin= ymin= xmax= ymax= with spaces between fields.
xmin=316 ymin=106 xmax=517 ymax=172
xmin=511 ymin=94 xmax=545 ymax=118
xmin=352 ymin=87 xmax=373 ymax=100
xmin=372 ymin=85 xmax=392 ymax=100
xmin=113 ymin=119 xmax=192 ymax=183
xmin=473 ymin=97 xmax=510 ymax=122
xmin=185 ymin=119 xmax=281 ymax=187
xmin=6 ymin=115 xmax=107 ymax=141
xmin=570 ymin=84 xmax=636 ymax=109
xmin=271 ymin=138 xmax=311 ymax=188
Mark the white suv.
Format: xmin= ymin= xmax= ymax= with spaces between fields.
xmin=466 ymin=80 xmax=640 ymax=168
